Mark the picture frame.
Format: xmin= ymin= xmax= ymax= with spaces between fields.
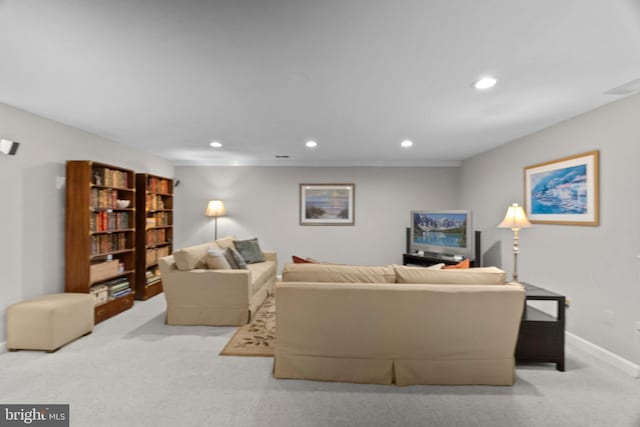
xmin=300 ymin=183 xmax=355 ymax=226
xmin=524 ymin=150 xmax=599 ymax=226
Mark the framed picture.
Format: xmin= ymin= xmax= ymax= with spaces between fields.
xmin=524 ymin=150 xmax=599 ymax=226
xmin=300 ymin=184 xmax=355 ymax=226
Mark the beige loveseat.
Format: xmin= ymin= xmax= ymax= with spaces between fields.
xmin=158 ymin=240 xmax=277 ymax=326
xmin=274 ymin=263 xmax=525 ymax=386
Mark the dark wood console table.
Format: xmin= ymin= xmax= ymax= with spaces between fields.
xmin=402 ymin=253 xmax=477 ymax=267
xmin=516 ymin=282 xmax=566 ymax=371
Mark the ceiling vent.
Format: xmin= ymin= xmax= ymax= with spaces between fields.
xmin=604 ymin=78 xmax=640 ymax=95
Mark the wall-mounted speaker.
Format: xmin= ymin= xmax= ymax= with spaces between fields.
xmin=0 ymin=139 xmax=19 ymax=155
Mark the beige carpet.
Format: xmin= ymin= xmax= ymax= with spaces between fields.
xmin=220 ymin=296 xmax=276 ymax=357
xmin=4 ymin=289 xmax=640 ymax=427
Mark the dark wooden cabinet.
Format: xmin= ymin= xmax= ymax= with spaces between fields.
xmin=65 ymin=161 xmax=136 ymax=323
xmin=516 ymin=283 xmax=566 ymax=371
xmin=402 ymin=253 xmax=477 ymax=267
xmin=134 ymin=174 xmax=173 ymax=300
xmin=403 ymin=230 xmax=481 ymax=267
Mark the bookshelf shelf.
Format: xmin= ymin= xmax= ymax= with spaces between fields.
xmin=89 ymin=248 xmax=135 ymax=259
xmin=65 ymin=161 xmax=136 ymax=323
xmin=91 ymin=229 xmax=136 ymax=235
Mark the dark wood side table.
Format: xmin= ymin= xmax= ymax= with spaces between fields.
xmin=515 ymin=282 xmax=566 ymax=371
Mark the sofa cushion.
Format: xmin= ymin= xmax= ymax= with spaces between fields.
xmin=291 ymin=256 xmax=340 ymax=265
xmin=173 ymin=243 xmax=212 ymax=270
xmin=247 ymin=261 xmax=276 ymax=295
xmin=224 ymin=247 xmax=248 ymax=270
xmin=393 ymin=265 xmax=506 ymax=285
xmin=282 ymin=263 xmax=396 ymax=283
xmin=234 ymin=237 xmax=266 ymax=264
xmin=205 ymin=248 xmax=232 ymax=270
xmin=215 ymin=236 xmax=236 ymax=249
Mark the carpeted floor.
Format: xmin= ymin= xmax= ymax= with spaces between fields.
xmin=220 ymin=296 xmax=275 ymax=357
xmin=1 ymin=295 xmax=640 ymax=427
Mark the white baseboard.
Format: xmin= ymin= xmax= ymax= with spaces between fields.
xmin=566 ymin=332 xmax=639 ymax=378
xmin=0 ymin=341 xmax=6 ymax=353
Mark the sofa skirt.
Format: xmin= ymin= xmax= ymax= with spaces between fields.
xmin=274 ymin=353 xmax=516 ymax=386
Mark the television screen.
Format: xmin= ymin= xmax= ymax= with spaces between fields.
xmin=413 ymin=212 xmax=468 ymax=248
xmin=410 ymin=210 xmax=473 ymax=259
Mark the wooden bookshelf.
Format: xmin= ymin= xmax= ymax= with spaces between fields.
xmin=135 ymin=174 xmax=173 ymax=300
xmin=65 ymin=161 xmax=136 ymax=323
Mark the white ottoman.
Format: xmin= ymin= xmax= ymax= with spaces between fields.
xmin=7 ymin=293 xmax=94 ymax=352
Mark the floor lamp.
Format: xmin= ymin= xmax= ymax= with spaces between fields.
xmin=497 ymin=203 xmax=531 ymax=282
xmin=205 ymin=200 xmax=226 ymax=240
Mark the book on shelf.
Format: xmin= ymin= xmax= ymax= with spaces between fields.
xmin=145 ymin=193 xmax=165 ymax=210
xmin=111 ymin=288 xmax=132 ymax=299
xmin=146 ymin=229 xmax=167 ymax=245
xmin=144 ymin=267 xmax=161 ymax=286
xmin=147 ymin=177 xmax=170 ymax=194
xmin=90 ymin=211 xmax=131 ymax=232
xmin=90 ymin=188 xmax=119 ymax=209
xmin=94 ymin=167 xmax=129 ymax=188
xmin=101 ymin=277 xmax=129 ymax=288
xmin=146 ymin=277 xmax=161 ymax=285
xmin=109 ymin=283 xmax=130 ymax=294
xmin=91 ymin=233 xmax=129 ymax=255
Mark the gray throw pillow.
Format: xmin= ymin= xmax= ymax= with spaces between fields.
xmin=233 ymin=237 xmax=266 ymax=264
xmin=223 ymin=247 xmax=248 ymax=270
xmin=205 ymin=247 xmax=231 ymax=270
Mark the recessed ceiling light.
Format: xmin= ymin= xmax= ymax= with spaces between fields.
xmin=401 ymin=140 xmax=413 ymax=148
xmin=305 ymin=140 xmax=317 ymax=148
xmin=209 ymin=141 xmax=223 ymax=148
xmin=473 ymin=76 xmax=497 ymax=90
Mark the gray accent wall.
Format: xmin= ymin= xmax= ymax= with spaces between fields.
xmin=0 ymin=103 xmax=173 ymax=343
xmin=459 ymin=92 xmax=640 ymax=366
xmin=173 ymin=166 xmax=460 ymax=271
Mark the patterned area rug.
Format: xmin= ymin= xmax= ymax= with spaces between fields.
xmin=220 ymin=296 xmax=275 ymax=357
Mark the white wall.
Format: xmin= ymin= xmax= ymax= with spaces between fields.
xmin=174 ymin=166 xmax=460 ymax=271
xmin=0 ymin=103 xmax=173 ymax=343
xmin=459 ymin=93 xmax=640 ymax=366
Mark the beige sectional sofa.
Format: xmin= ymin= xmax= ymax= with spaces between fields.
xmin=158 ymin=239 xmax=277 ymax=326
xmin=274 ymin=263 xmax=525 ymax=386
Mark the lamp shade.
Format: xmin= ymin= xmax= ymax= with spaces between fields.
xmin=498 ymin=203 xmax=531 ymax=229
xmin=205 ymin=200 xmax=226 ymax=217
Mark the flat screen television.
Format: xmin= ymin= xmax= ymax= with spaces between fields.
xmin=410 ymin=210 xmax=473 ymax=260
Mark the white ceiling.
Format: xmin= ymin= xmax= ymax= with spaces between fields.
xmin=2 ymin=0 xmax=640 ymax=166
